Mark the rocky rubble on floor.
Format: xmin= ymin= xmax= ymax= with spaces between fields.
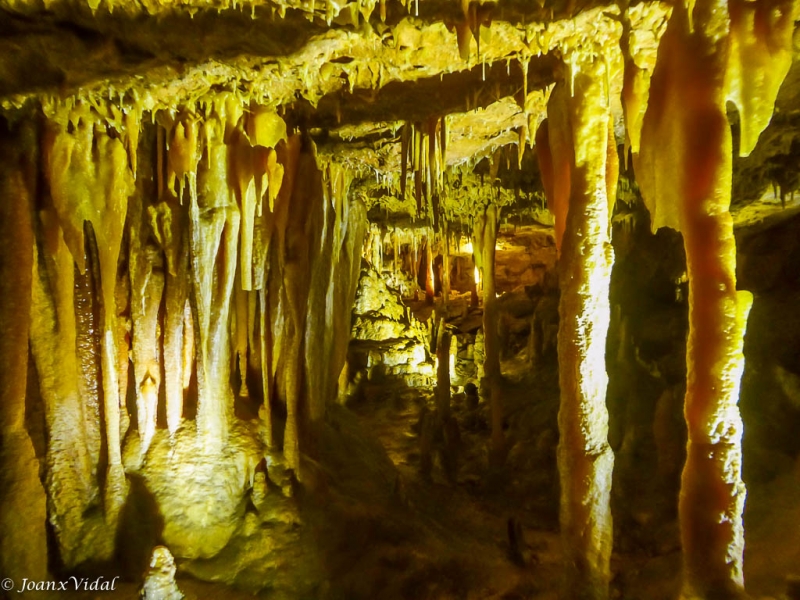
xmin=348 ymin=262 xmax=435 ymax=390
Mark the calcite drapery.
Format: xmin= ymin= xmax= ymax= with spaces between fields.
xmin=7 ymin=92 xmax=368 ymax=566
xmin=44 ymin=111 xmax=134 ymax=523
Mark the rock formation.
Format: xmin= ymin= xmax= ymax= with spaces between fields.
xmin=2 ymin=0 xmax=800 ymax=597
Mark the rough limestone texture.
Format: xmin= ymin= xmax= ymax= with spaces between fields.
xmin=126 ymin=420 xmax=263 ymax=560
xmin=349 ymin=262 xmax=434 ymax=389
xmin=0 ymin=122 xmax=50 ymax=589
xmin=140 ymin=546 xmax=184 ymax=600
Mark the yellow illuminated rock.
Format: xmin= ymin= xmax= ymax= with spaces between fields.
xmin=0 ymin=0 xmax=798 ymax=596
xmin=547 ymin=55 xmax=618 ymax=599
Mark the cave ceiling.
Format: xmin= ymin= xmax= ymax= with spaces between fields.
xmin=1 ymin=0 xmax=800 ymax=229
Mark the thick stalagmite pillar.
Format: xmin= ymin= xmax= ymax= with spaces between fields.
xmin=543 ymin=60 xmax=617 ymax=598
xmin=0 ymin=120 xmax=49 ymax=585
xmin=633 ymin=0 xmax=794 ymax=593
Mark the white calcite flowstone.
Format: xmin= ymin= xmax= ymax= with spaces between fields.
xmin=140 ymin=546 xmax=183 ymax=600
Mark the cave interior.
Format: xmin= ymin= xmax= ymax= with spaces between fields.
xmin=3 ymin=0 xmax=800 ymax=598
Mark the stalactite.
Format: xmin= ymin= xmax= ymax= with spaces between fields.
xmin=262 ymin=135 xmax=301 ymax=451
xmin=306 ymin=162 xmax=367 ymax=426
xmin=634 ymin=0 xmax=795 ymax=593
xmin=234 ymin=265 xmax=250 ymax=397
xmin=230 ymin=128 xmax=258 ymax=292
xmin=115 ymin=251 xmax=132 ymax=443
xmin=0 ymin=121 xmax=49 ymax=585
xmin=301 ymin=156 xmax=331 ymax=427
xmin=150 ymin=195 xmax=190 ymax=437
xmin=44 ymin=110 xmax=134 ymax=531
xmin=281 ymin=146 xmax=316 ymax=478
xmin=547 ymin=55 xmax=616 ymax=597
xmin=129 ymin=172 xmax=165 ymax=457
xmin=324 ymin=197 xmax=367 ymax=412
xmin=537 ymin=87 xmax=573 ymax=253
xmin=258 ymin=288 xmax=274 ymax=446
xmin=393 ymin=229 xmax=400 ymax=276
xmin=619 ymin=3 xmax=652 ymax=161
xmin=73 ymin=227 xmax=103 ymax=471
xmin=191 ymin=115 xmax=240 ymax=449
xmin=474 ymin=204 xmax=503 ymax=465
xmin=726 ymin=0 xmax=795 ymax=156
xmin=442 ymin=222 xmax=451 ymax=307
xmin=424 ymin=234 xmax=435 ymax=304
xmin=30 ymin=207 xmax=109 ymax=567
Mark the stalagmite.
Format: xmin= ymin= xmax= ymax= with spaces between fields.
xmin=636 ymin=0 xmax=794 ymax=594
xmin=0 ymin=121 xmax=49 ymax=586
xmin=543 ymin=59 xmax=617 ymax=598
xmin=436 ymin=325 xmax=453 ymax=419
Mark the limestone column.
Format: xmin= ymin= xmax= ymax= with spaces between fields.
xmin=542 ymin=59 xmax=617 ymax=598
xmin=424 ymin=235 xmax=435 ymax=304
xmin=191 ymin=117 xmax=240 ymax=449
xmin=442 ymin=223 xmax=451 ymax=307
xmin=0 ymin=120 xmax=49 ymax=586
xmin=436 ymin=325 xmax=453 ymax=419
xmin=475 ymin=204 xmax=503 ymax=465
xmin=635 ymin=0 xmax=793 ymax=593
xmin=634 ymin=0 xmax=796 ymax=599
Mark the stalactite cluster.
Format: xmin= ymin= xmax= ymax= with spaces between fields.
xmin=14 ymin=95 xmax=367 ymax=566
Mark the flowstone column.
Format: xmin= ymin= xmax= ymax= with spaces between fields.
xmin=474 ymin=204 xmax=504 ymax=466
xmin=634 ymin=0 xmax=794 ymax=593
xmin=541 ymin=56 xmax=618 ymax=598
xmin=0 ymin=120 xmax=49 ymax=586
